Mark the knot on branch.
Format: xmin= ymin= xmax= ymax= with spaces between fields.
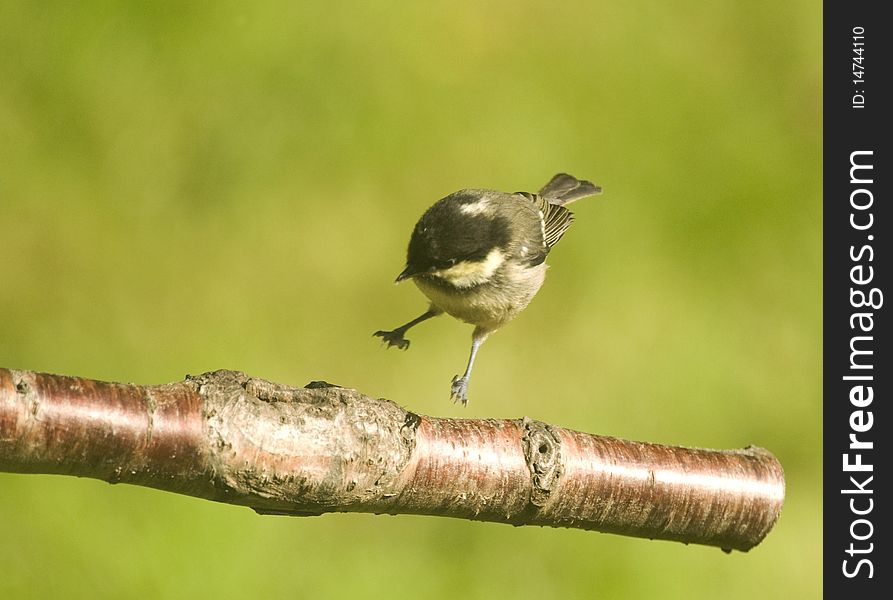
xmin=521 ymin=417 xmax=563 ymax=506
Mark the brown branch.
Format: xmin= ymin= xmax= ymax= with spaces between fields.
xmin=0 ymin=368 xmax=784 ymax=551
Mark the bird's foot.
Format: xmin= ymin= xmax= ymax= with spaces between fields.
xmin=450 ymin=375 xmax=470 ymax=406
xmin=373 ymin=329 xmax=410 ymax=350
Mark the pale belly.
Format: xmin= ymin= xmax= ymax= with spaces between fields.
xmin=414 ymin=263 xmax=547 ymax=331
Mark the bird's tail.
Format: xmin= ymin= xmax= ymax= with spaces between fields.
xmin=538 ymin=173 xmax=602 ymax=205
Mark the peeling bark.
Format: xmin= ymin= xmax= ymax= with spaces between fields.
xmin=0 ymin=368 xmax=784 ymax=551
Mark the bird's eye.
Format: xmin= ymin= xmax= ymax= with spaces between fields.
xmin=438 ymin=258 xmax=457 ymax=269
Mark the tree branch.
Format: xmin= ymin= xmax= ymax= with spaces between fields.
xmin=0 ymin=368 xmax=784 ymax=551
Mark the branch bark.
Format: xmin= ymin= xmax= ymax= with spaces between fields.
xmin=0 ymin=368 xmax=784 ymax=551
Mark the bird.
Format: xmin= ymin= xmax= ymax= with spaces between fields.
xmin=374 ymin=173 xmax=602 ymax=405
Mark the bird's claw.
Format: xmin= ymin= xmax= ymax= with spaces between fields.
xmin=450 ymin=375 xmax=469 ymax=406
xmin=373 ymin=329 xmax=410 ymax=350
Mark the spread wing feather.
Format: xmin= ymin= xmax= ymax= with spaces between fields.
xmin=515 ymin=191 xmax=574 ymax=249
xmin=540 ymin=197 xmax=574 ymax=248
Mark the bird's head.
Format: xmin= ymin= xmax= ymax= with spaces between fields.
xmin=397 ymin=191 xmax=510 ymax=289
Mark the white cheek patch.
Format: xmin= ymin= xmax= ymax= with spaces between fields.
xmin=458 ymin=200 xmax=490 ymax=216
xmin=437 ymin=248 xmax=506 ymax=288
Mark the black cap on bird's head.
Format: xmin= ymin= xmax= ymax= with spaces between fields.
xmin=395 ymin=191 xmax=511 ymax=283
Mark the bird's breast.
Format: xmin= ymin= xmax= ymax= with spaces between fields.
xmin=414 ymin=261 xmax=547 ymax=330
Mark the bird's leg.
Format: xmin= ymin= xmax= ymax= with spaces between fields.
xmin=450 ymin=327 xmax=491 ymax=406
xmin=374 ymin=307 xmax=442 ymax=350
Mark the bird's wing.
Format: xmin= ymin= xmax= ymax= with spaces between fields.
xmin=515 ymin=191 xmax=574 ymax=249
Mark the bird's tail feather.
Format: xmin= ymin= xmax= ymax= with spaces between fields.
xmin=538 ymin=173 xmax=602 ymax=205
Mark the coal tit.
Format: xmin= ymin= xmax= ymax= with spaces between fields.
xmin=375 ymin=173 xmax=602 ymax=405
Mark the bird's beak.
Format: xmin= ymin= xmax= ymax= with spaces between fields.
xmin=395 ymin=265 xmax=419 ymax=283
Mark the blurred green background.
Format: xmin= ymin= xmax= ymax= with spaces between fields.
xmin=1 ymin=1 xmax=820 ymax=598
